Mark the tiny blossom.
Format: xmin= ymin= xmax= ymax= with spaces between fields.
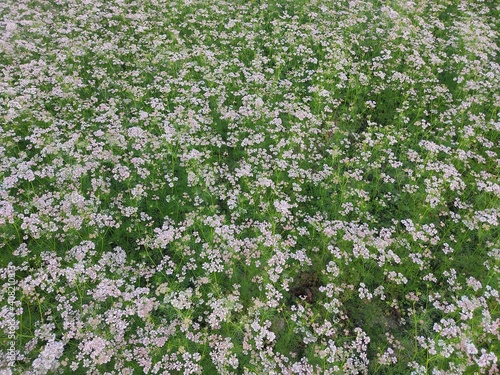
xmin=357 ymin=283 xmax=372 ymax=300
xmin=377 ymin=347 xmax=397 ymax=365
xmin=32 ymin=341 xmax=65 ymax=374
xmin=168 ymin=288 xmax=193 ymax=310
xmin=466 ymin=277 xmax=482 ymax=292
xmin=274 ymin=199 xmax=295 ymax=216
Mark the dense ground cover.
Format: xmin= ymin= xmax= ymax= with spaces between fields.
xmin=0 ymin=0 xmax=499 ymax=373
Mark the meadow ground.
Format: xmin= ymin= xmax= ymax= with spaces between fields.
xmin=0 ymin=0 xmax=499 ymax=374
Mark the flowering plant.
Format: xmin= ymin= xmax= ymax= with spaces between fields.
xmin=0 ymin=0 xmax=498 ymax=374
